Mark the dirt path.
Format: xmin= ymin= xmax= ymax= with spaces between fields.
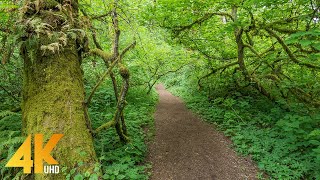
xmin=147 ymin=84 xmax=259 ymax=180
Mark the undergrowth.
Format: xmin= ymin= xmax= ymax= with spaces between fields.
xmin=166 ymin=84 xmax=320 ymax=180
xmin=0 ymin=111 xmax=24 ymax=180
xmin=0 ymin=84 xmax=158 ymax=180
xmin=89 ymin=84 xmax=158 ymax=180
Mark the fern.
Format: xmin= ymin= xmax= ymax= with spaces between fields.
xmin=0 ymin=111 xmax=23 ymax=179
xmin=0 ymin=111 xmax=17 ymax=119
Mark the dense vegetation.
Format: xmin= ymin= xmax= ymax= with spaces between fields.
xmin=0 ymin=0 xmax=319 ymax=179
xmin=154 ymin=0 xmax=320 ymax=179
xmin=0 ymin=0 xmax=162 ymax=179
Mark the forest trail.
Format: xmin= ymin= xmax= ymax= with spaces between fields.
xmin=148 ymin=84 xmax=259 ymax=180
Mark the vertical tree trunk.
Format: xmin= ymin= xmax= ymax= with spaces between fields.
xmin=232 ymin=6 xmax=273 ymax=101
xmin=20 ymin=0 xmax=97 ymax=179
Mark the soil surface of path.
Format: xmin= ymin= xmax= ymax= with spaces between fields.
xmin=147 ymin=84 xmax=259 ymax=180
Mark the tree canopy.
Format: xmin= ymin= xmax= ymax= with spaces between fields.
xmin=0 ymin=0 xmax=320 ymax=179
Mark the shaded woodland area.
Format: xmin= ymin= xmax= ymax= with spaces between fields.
xmin=0 ymin=0 xmax=320 ymax=179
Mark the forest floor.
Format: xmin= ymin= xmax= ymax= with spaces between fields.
xmin=147 ymin=84 xmax=259 ymax=180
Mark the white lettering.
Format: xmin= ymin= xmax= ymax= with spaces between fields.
xmin=43 ymin=165 xmax=59 ymax=174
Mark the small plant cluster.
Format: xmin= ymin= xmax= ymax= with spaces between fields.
xmin=85 ymin=78 xmax=158 ymax=180
xmin=61 ymin=161 xmax=101 ymax=180
xmin=167 ymin=84 xmax=320 ymax=179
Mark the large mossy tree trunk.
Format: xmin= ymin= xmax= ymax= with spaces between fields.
xmin=20 ymin=0 xmax=97 ymax=179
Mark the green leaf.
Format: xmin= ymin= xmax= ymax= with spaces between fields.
xmin=84 ymin=171 xmax=91 ymax=177
xmin=309 ymin=140 xmax=320 ymax=146
xmin=74 ymin=174 xmax=84 ymax=180
xmin=94 ymin=166 xmax=100 ymax=172
xmin=89 ymin=173 xmax=99 ymax=180
xmin=309 ymin=129 xmax=320 ymax=137
xmin=70 ymin=168 xmax=76 ymax=175
xmin=299 ymin=40 xmax=312 ymax=47
xmin=66 ymin=174 xmax=71 ymax=180
xmin=312 ymin=43 xmax=320 ymax=51
xmin=114 ymin=169 xmax=119 ymax=176
xmin=312 ymin=148 xmax=320 ymax=153
xmin=102 ymin=174 xmax=110 ymax=180
xmin=117 ymin=174 xmax=126 ymax=179
xmin=61 ymin=167 xmax=67 ymax=173
xmin=285 ymin=37 xmax=298 ymax=44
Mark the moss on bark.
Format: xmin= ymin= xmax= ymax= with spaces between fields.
xmin=20 ymin=0 xmax=97 ymax=179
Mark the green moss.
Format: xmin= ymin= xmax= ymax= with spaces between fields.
xmin=22 ymin=31 xmax=97 ymax=180
xmin=90 ymin=49 xmax=113 ymax=63
xmin=119 ymin=63 xmax=129 ymax=79
xmin=42 ymin=0 xmax=59 ymax=10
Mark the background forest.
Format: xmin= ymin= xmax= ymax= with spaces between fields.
xmin=0 ymin=0 xmax=320 ymax=179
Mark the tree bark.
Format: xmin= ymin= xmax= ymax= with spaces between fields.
xmin=20 ymin=0 xmax=97 ymax=179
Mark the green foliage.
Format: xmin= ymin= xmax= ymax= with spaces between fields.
xmin=285 ymin=28 xmax=320 ymax=50
xmin=87 ymin=85 xmax=158 ymax=179
xmin=166 ymin=80 xmax=320 ymax=179
xmin=61 ymin=162 xmax=101 ymax=180
xmin=0 ymin=60 xmax=23 ymax=110
xmin=2 ymin=0 xmax=160 ymax=178
xmin=146 ymin=0 xmax=320 ymax=177
xmin=144 ymin=0 xmax=320 ymax=106
xmin=83 ymin=54 xmax=158 ymax=178
xmin=1 ymin=0 xmax=319 ymax=179
xmin=0 ymin=111 xmax=23 ymax=180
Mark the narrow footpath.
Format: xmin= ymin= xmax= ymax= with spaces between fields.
xmin=148 ymin=84 xmax=259 ymax=180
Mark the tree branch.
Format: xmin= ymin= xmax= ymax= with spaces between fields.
xmin=95 ymin=64 xmax=130 ymax=142
xmin=146 ymin=63 xmax=190 ymax=94
xmin=197 ymin=61 xmax=238 ymax=89
xmin=243 ymin=44 xmax=261 ymax=58
xmin=90 ymin=49 xmax=113 ymax=63
xmin=80 ymin=7 xmax=111 ymax=20
xmin=120 ymin=41 xmax=136 ymax=60
xmin=265 ymin=28 xmax=320 ymax=69
xmin=91 ymin=12 xmax=111 ymax=20
xmin=173 ymin=12 xmax=234 ymax=35
xmin=85 ymin=58 xmax=120 ymax=105
xmin=95 ymin=120 xmax=115 ymax=132
xmin=269 ymin=26 xmax=300 ymax=34
xmin=111 ymin=0 xmax=120 ymax=59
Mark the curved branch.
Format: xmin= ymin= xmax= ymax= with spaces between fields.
xmin=146 ymin=63 xmax=190 ymax=94
xmin=198 ymin=61 xmax=238 ymax=89
xmin=80 ymin=7 xmax=111 ymax=20
xmin=243 ymin=44 xmax=261 ymax=58
xmin=89 ymin=41 xmax=136 ymax=65
xmin=90 ymin=49 xmax=113 ymax=63
xmin=95 ymin=64 xmax=130 ymax=142
xmin=120 ymin=41 xmax=136 ymax=60
xmin=91 ymin=12 xmax=111 ymax=20
xmin=95 ymin=120 xmax=115 ymax=132
xmin=173 ymin=12 xmax=234 ymax=35
xmin=265 ymin=28 xmax=320 ymax=69
xmin=86 ymin=58 xmax=119 ymax=105
xmin=265 ymin=13 xmax=313 ymax=26
xmin=269 ymin=26 xmax=300 ymax=34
